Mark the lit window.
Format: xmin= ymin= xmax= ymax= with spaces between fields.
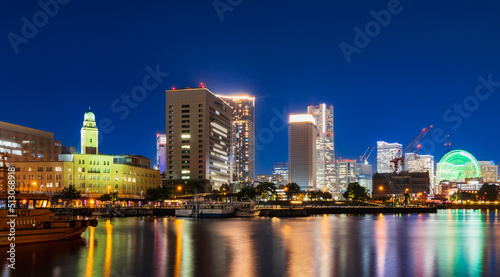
xmin=181 ymin=134 xmax=191 ymax=139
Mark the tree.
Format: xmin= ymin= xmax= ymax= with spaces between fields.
xmin=404 ymin=193 xmax=410 ymax=205
xmin=323 ymin=192 xmax=333 ymax=200
xmin=343 ymin=182 xmax=371 ymax=202
xmin=60 ymin=184 xmax=81 ymax=200
xmin=237 ymin=186 xmax=257 ymax=201
xmin=99 ymin=191 xmax=119 ymax=203
xmin=256 ymin=182 xmax=277 ymax=200
xmin=144 ymin=186 xmax=173 ymax=202
xmin=284 ymin=183 xmax=301 ymax=199
xmin=478 ymin=183 xmax=499 ymax=201
xmin=220 ymin=183 xmax=231 ymax=193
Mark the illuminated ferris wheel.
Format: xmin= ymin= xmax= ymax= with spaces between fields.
xmin=436 ymin=150 xmax=481 ymax=182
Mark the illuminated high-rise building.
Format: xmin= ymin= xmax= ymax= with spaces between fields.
xmin=273 ymin=162 xmax=289 ymax=185
xmin=155 ymin=133 xmax=166 ymax=174
xmin=377 ymin=141 xmax=402 ymax=173
xmin=289 ymin=114 xmax=317 ymax=190
xmin=166 ymin=87 xmax=233 ymax=190
xmin=307 ymin=104 xmax=335 ymax=190
xmin=215 ymin=95 xmax=255 ymax=183
xmin=356 ymin=162 xmax=373 ymax=194
xmin=337 ymin=159 xmax=356 ymax=192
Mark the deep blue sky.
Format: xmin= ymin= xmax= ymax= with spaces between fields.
xmin=1 ymin=0 xmax=500 ymax=174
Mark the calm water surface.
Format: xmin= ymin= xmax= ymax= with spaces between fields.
xmin=2 ymin=210 xmax=500 ymax=277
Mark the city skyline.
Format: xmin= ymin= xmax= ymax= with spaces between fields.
xmin=2 ymin=1 xmax=500 ymax=176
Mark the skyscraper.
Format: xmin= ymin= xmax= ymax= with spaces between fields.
xmin=307 ymin=104 xmax=335 ymax=190
xmin=272 ymin=162 xmax=289 ymax=185
xmin=166 ymin=87 xmax=233 ymax=190
xmin=356 ymin=162 xmax=373 ymax=194
xmin=337 ymin=159 xmax=356 ymax=192
xmin=289 ymin=114 xmax=317 ymax=190
xmin=155 ymin=133 xmax=166 ymax=174
xmin=215 ymin=95 xmax=255 ymax=183
xmin=377 ymin=141 xmax=402 ymax=173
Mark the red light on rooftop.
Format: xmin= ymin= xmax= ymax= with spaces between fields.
xmin=172 ymin=87 xmax=176 ymax=90
xmin=200 ymin=82 xmax=204 ymax=88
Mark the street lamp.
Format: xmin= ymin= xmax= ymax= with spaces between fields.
xmin=108 ymin=185 xmax=111 ymax=194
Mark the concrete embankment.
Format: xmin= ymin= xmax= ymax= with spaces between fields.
xmin=259 ymin=206 xmax=437 ymax=217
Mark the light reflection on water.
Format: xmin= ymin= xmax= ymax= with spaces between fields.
xmin=1 ymin=210 xmax=500 ymax=277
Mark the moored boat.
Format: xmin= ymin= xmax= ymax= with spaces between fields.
xmin=235 ymin=198 xmax=261 ymax=217
xmin=198 ymin=203 xmax=235 ymax=218
xmin=0 ymin=193 xmax=98 ymax=246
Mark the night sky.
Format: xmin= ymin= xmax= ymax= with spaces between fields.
xmin=1 ymin=0 xmax=500 ymax=174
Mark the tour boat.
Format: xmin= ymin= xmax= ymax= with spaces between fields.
xmin=198 ymin=203 xmax=235 ymax=218
xmin=175 ymin=205 xmax=194 ymax=217
xmin=235 ymin=198 xmax=261 ymax=217
xmin=0 ymin=193 xmax=98 ymax=246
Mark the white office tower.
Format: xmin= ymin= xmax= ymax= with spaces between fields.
xmin=356 ymin=162 xmax=373 ymax=194
xmin=307 ymin=104 xmax=335 ymax=191
xmin=337 ymin=159 xmax=356 ymax=192
xmin=405 ymin=153 xmax=435 ymax=194
xmin=289 ymin=114 xmax=317 ymax=191
xmin=377 ymin=141 xmax=403 ymax=173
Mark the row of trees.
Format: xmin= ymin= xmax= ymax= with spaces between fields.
xmin=450 ymin=183 xmax=499 ymax=201
xmin=236 ymin=182 xmax=333 ymax=201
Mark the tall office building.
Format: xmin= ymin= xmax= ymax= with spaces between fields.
xmin=272 ymin=162 xmax=289 ymax=185
xmin=166 ymin=87 xmax=233 ymax=190
xmin=479 ymin=161 xmax=498 ymax=182
xmin=0 ymin=121 xmax=62 ymax=164
xmin=307 ymin=104 xmax=335 ymax=190
xmin=377 ymin=141 xmax=403 ymax=173
xmin=216 ymin=95 xmax=255 ymax=183
xmin=289 ymin=114 xmax=317 ymax=190
xmin=155 ymin=134 xmax=166 ymax=174
xmin=337 ymin=159 xmax=356 ymax=192
xmin=405 ymin=153 xmax=435 ymax=192
xmin=356 ymin=162 xmax=373 ymax=194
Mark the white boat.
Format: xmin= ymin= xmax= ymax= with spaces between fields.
xmin=198 ymin=203 xmax=235 ymax=218
xmin=175 ymin=205 xmax=194 ymax=217
xmin=235 ymin=199 xmax=260 ymax=217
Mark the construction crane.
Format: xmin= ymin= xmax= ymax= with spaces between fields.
xmin=390 ymin=125 xmax=433 ymax=173
xmin=445 ymin=135 xmax=451 ymax=153
xmin=359 ymin=146 xmax=375 ymax=164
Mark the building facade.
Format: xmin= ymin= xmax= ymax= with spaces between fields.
xmin=337 ymin=159 xmax=356 ymax=192
xmin=405 ymin=153 xmax=436 ymax=193
xmin=377 ymin=141 xmax=403 ymax=173
xmin=289 ymin=114 xmax=317 ymax=190
xmin=372 ymin=172 xmax=430 ymax=200
xmin=356 ymin=162 xmax=373 ymax=194
xmin=256 ymin=174 xmax=284 ymax=186
xmin=0 ymin=121 xmax=62 ymax=164
xmin=166 ymin=87 xmax=233 ymax=190
xmin=272 ymin=162 xmax=289 ymax=185
xmin=307 ymin=104 xmax=335 ymax=190
xmin=479 ymin=161 xmax=498 ymax=182
xmin=155 ymin=133 xmax=166 ymax=175
xmin=11 ymin=110 xmax=160 ymax=196
xmin=216 ymin=95 xmax=255 ymax=183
